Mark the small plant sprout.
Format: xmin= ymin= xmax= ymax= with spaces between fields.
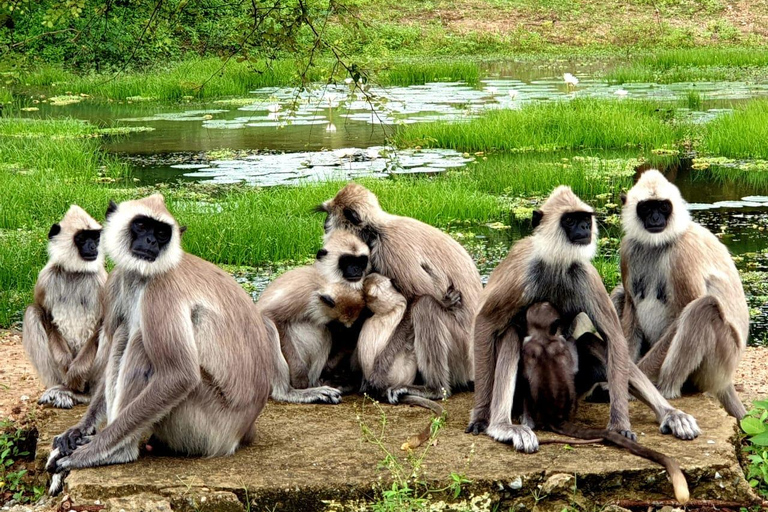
xmin=563 ymin=73 xmax=579 ymax=89
xmin=508 ymin=89 xmax=520 ymax=100
xmin=486 ymin=86 xmax=499 ymax=96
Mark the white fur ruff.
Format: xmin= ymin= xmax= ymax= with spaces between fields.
xmin=623 ymin=169 xmax=691 ymax=246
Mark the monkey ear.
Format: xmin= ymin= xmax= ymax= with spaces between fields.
xmin=316 ymin=248 xmax=328 ymax=260
xmin=106 ymin=200 xmax=118 ymax=219
xmin=313 ymin=203 xmax=329 ymax=214
xmin=620 ymin=192 xmax=627 ymax=205
xmin=319 ymin=294 xmax=335 ymax=308
xmin=531 ymin=210 xmax=544 ymax=228
xmin=343 ymin=208 xmax=362 ymax=226
xmin=179 ymin=226 xmax=187 ymax=237
xmin=48 ymin=224 xmax=61 ymax=240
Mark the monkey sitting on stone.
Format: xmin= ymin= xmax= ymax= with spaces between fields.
xmin=521 ymin=302 xmax=689 ymax=504
xmin=23 ymin=205 xmax=107 ymax=409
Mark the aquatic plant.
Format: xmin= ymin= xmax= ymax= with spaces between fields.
xmin=702 ymin=100 xmax=768 ymax=160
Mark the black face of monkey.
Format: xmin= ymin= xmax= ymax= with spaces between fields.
xmin=560 ymin=212 xmax=593 ymax=245
xmin=338 ymin=254 xmax=368 ymax=282
xmin=636 ymin=199 xmax=671 ymax=233
xmin=130 ymin=215 xmax=172 ymax=262
xmin=74 ymin=229 xmax=101 ymax=261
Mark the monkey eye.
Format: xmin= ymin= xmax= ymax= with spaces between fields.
xmin=135 ymin=222 xmax=146 ymax=231
xmin=564 ymin=217 xmax=575 ymax=227
xmin=155 ymin=227 xmax=171 ymax=243
xmin=659 ymin=203 xmax=671 ymax=214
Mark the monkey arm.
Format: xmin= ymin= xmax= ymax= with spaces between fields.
xmin=583 ymin=269 xmax=632 ymax=437
xmin=52 ymin=309 xmax=200 ymax=471
xmin=46 ymin=324 xmax=74 ymax=374
xmin=358 ymin=303 xmax=406 ymax=385
xmin=64 ymin=321 xmax=101 ymax=392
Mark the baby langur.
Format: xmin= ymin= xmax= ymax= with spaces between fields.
xmin=258 ymin=230 xmax=369 ymax=405
xmin=612 ymin=170 xmax=749 ymax=418
xmin=521 ymin=303 xmax=689 ymax=504
xmin=468 ymin=186 xmax=699 ymax=454
xmin=46 ymin=195 xmax=274 ymax=495
xmin=357 ymin=273 xmax=446 ymax=449
xmin=23 ymin=205 xmax=107 ymax=409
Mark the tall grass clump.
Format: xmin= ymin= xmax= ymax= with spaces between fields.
xmin=396 ymin=99 xmax=687 ymax=153
xmin=605 ymin=48 xmax=768 ymax=84
xmin=702 ymin=100 xmax=768 ymax=159
xmin=379 ymin=61 xmax=481 ymax=86
xmin=16 ymin=58 xmax=325 ymax=101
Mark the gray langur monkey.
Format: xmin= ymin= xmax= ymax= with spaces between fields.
xmin=317 ymin=183 xmax=481 ymax=400
xmin=46 ymin=195 xmax=274 ymax=495
xmin=521 ymin=302 xmax=689 ymax=504
xmin=612 ymin=169 xmax=749 ymax=419
xmin=257 ymin=230 xmax=369 ymax=405
xmin=23 ymin=205 xmax=107 ymax=409
xmin=467 ymin=186 xmax=699 ymax=454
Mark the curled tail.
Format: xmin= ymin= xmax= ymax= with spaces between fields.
xmin=399 ymin=395 xmax=445 ymax=450
xmin=552 ymin=422 xmax=689 ymax=504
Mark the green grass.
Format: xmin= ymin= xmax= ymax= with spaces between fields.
xmin=605 ymin=48 xmax=768 ymax=83
xmin=702 ymin=100 xmax=768 ymax=159
xmin=15 ymin=58 xmax=326 ymax=102
xmin=378 ymin=60 xmax=481 ymax=86
xmin=395 ymin=99 xmax=690 ymax=153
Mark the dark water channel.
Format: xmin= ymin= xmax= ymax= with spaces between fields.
xmin=19 ymin=62 xmax=768 ymax=344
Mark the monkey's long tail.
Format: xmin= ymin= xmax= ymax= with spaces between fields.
xmin=552 ymin=422 xmax=689 ymax=504
xmin=399 ymin=395 xmax=445 ymax=450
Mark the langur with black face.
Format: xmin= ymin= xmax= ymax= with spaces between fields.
xmin=318 ymin=183 xmax=480 ymax=402
xmin=23 ymin=205 xmax=107 ymax=409
xmin=258 ymin=230 xmax=368 ymax=404
xmin=612 ymin=170 xmax=749 ymax=419
xmin=521 ymin=302 xmax=689 ymax=504
xmin=467 ymin=186 xmax=700 ymax=453
xmin=46 ymin=195 xmax=274 ymax=495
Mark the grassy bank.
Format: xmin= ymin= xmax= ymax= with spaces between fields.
xmin=395 ymin=99 xmax=690 ymax=153
xmin=703 ymin=100 xmax=768 ymax=160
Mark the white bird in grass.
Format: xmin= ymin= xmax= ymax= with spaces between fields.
xmin=344 ymin=77 xmax=354 ymax=85
xmin=508 ymin=89 xmax=520 ymax=100
xmin=486 ymin=86 xmax=499 ymax=96
xmin=267 ymin=103 xmax=281 ymax=113
xmin=563 ymin=73 xmax=579 ymax=89
xmin=326 ymin=123 xmax=337 ymax=133
xmin=614 ymin=88 xmax=629 ymax=97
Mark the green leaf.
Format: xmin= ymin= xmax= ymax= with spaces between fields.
xmin=750 ymin=432 xmax=768 ymax=446
xmin=742 ymin=417 xmax=766 ymax=435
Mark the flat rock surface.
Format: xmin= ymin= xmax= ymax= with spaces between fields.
xmin=35 ymin=393 xmax=756 ymax=511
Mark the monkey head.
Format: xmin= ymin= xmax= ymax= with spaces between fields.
xmin=103 ymin=194 xmax=185 ymax=277
xmin=316 ymin=183 xmax=382 ymax=246
xmin=362 ymin=273 xmax=406 ymax=315
xmin=47 ymin=205 xmax=103 ymax=273
xmin=525 ymin=302 xmax=562 ymax=340
xmin=315 ymin=230 xmax=371 ymax=289
xmin=531 ymin=186 xmax=597 ymax=263
xmin=318 ymin=283 xmax=366 ymax=328
xmin=621 ymin=169 xmax=690 ymax=246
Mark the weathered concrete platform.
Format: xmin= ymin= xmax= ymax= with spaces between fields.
xmin=34 ymin=393 xmax=757 ymax=511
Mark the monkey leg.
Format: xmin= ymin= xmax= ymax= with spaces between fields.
xmin=466 ymin=314 xmax=498 ymax=435
xmin=484 ymin=328 xmax=539 ymax=453
xmin=267 ymin=318 xmax=342 ymax=404
xmin=22 ymin=305 xmax=65 ymax=388
xmin=579 ymin=333 xmax=700 ymax=440
xmin=411 ymin=297 xmax=454 ymax=398
xmin=639 ymin=296 xmax=744 ymax=417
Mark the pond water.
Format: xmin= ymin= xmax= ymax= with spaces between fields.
xmin=18 ymin=61 xmax=768 ymax=345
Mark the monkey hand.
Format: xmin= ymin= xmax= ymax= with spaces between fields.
xmin=64 ymin=367 xmax=87 ymax=393
xmin=53 ymin=425 xmax=95 ymax=457
xmin=440 ymin=284 xmax=462 ymax=311
xmin=486 ymin=424 xmax=539 ymax=453
xmin=660 ymin=409 xmax=700 ymax=440
xmin=608 ymin=426 xmax=637 ymax=441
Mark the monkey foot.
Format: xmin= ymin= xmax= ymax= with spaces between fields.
xmin=39 ymin=387 xmax=78 ymax=409
xmin=465 ymin=418 xmax=488 ymax=435
xmin=660 ymin=409 xmax=700 ymax=440
xmin=304 ymin=386 xmax=343 ymax=404
xmin=486 ymin=423 xmax=539 ymax=453
xmin=658 ymin=385 xmax=683 ymax=400
xmin=615 ymin=429 xmax=637 ymax=441
xmin=47 ymin=469 xmax=68 ymax=496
